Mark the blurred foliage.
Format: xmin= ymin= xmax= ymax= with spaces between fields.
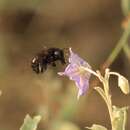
xmin=49 ymin=120 xmax=81 ymax=130
xmin=121 ymin=0 xmax=130 ymax=16
xmin=20 ymin=115 xmax=41 ymax=130
xmin=0 ymin=43 xmax=8 ymax=75
xmin=0 ymin=0 xmax=43 ymax=10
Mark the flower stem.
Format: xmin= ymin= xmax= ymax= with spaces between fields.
xmin=109 ymin=72 xmax=121 ymax=77
xmin=102 ymin=80 xmax=114 ymax=130
xmin=81 ymin=67 xmax=101 ymax=80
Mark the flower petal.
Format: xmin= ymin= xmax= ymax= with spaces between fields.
xmin=58 ymin=48 xmax=91 ymax=99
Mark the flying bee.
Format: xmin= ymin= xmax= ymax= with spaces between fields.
xmin=31 ymin=47 xmax=68 ymax=74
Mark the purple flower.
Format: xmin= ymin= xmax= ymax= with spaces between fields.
xmin=58 ymin=48 xmax=91 ymax=99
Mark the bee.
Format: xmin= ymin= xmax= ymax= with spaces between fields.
xmin=31 ymin=47 xmax=67 ymax=74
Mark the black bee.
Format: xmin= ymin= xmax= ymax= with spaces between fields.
xmin=31 ymin=47 xmax=67 ymax=74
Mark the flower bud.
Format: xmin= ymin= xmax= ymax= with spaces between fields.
xmin=118 ymin=75 xmax=130 ymax=94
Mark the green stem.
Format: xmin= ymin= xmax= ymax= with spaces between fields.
xmin=103 ymin=22 xmax=130 ymax=68
xmin=103 ymin=80 xmax=114 ymax=130
xmin=123 ymin=43 xmax=130 ymax=61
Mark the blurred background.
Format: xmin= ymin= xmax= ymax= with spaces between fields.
xmin=0 ymin=0 xmax=130 ymax=130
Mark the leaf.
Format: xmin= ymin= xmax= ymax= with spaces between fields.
xmin=118 ymin=75 xmax=130 ymax=94
xmin=20 ymin=114 xmax=41 ymax=130
xmin=112 ymin=106 xmax=129 ymax=130
xmin=121 ymin=0 xmax=130 ymax=16
xmin=86 ymin=124 xmax=107 ymax=130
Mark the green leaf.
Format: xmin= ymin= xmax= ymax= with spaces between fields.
xmin=20 ymin=114 xmax=41 ymax=130
xmin=118 ymin=75 xmax=130 ymax=94
xmin=86 ymin=124 xmax=107 ymax=130
xmin=112 ymin=106 xmax=129 ymax=130
xmin=121 ymin=0 xmax=130 ymax=16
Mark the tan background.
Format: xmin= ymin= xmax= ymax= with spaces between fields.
xmin=0 ymin=0 xmax=130 ymax=130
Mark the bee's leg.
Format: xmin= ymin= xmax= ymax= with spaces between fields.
xmin=38 ymin=63 xmax=43 ymax=73
xmin=34 ymin=67 xmax=39 ymax=74
xmin=44 ymin=64 xmax=47 ymax=71
xmin=39 ymin=63 xmax=47 ymax=73
xmin=52 ymin=62 xmax=56 ymax=67
xmin=40 ymin=65 xmax=43 ymax=73
xmin=32 ymin=64 xmax=39 ymax=74
xmin=43 ymin=64 xmax=47 ymax=73
xmin=36 ymin=66 xmax=40 ymax=73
